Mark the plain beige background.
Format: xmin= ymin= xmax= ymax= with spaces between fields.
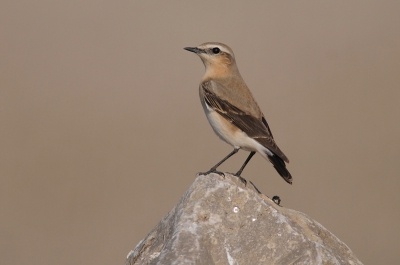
xmin=1 ymin=1 xmax=399 ymax=264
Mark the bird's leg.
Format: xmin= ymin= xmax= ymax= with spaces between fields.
xmin=234 ymin=151 xmax=256 ymax=185
xmin=235 ymin=151 xmax=256 ymax=176
xmin=200 ymin=148 xmax=239 ymax=177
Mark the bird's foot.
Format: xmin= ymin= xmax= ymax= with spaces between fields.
xmin=234 ymin=173 xmax=247 ymax=186
xmin=199 ymin=168 xmax=225 ymax=178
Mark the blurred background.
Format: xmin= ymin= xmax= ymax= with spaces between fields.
xmin=1 ymin=1 xmax=399 ymax=264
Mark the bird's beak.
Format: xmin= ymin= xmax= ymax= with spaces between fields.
xmin=184 ymin=47 xmax=203 ymax=54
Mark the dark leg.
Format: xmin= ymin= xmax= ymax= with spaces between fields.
xmin=235 ymin=151 xmax=255 ymax=176
xmin=234 ymin=151 xmax=256 ymax=185
xmin=200 ymin=148 xmax=239 ymax=176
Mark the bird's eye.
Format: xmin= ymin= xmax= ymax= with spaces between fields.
xmin=212 ymin=47 xmax=220 ymax=54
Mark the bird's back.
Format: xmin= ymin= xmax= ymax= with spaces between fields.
xmin=202 ymin=71 xmax=262 ymax=120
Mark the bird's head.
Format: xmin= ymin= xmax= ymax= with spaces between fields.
xmin=184 ymin=42 xmax=237 ymax=79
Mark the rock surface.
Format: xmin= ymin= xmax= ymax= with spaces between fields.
xmin=125 ymin=173 xmax=363 ymax=265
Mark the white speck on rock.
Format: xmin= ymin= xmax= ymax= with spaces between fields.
xmin=225 ymin=245 xmax=236 ymax=265
xmin=149 ymin=252 xmax=160 ymax=261
xmin=252 ymin=218 xmax=257 ymax=222
xmin=233 ymin=206 xmax=239 ymax=213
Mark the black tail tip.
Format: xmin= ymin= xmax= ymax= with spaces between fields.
xmin=267 ymin=154 xmax=293 ymax=185
xmin=282 ymin=174 xmax=292 ymax=185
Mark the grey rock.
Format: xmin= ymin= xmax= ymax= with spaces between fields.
xmin=125 ymin=173 xmax=363 ymax=265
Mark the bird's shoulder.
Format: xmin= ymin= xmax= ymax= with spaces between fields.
xmin=201 ymin=79 xmax=258 ymax=112
xmin=200 ymin=80 xmax=245 ymax=115
xmin=200 ymin=81 xmax=271 ymax=138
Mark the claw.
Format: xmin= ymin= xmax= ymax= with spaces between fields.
xmin=234 ymin=173 xmax=247 ymax=186
xmin=200 ymin=168 xmax=225 ymax=178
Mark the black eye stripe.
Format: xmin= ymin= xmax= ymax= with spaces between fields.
xmin=212 ymin=47 xmax=220 ymax=54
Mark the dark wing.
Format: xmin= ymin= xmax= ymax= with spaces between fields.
xmin=202 ymin=82 xmax=289 ymax=163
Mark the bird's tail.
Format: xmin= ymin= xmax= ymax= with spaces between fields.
xmin=267 ymin=154 xmax=293 ymax=184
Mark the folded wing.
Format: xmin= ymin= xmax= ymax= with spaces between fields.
xmin=201 ymin=82 xmax=289 ymax=163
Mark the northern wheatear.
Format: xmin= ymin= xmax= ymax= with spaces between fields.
xmin=185 ymin=42 xmax=293 ymax=184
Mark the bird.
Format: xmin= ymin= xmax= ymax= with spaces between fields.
xmin=184 ymin=42 xmax=292 ymax=184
